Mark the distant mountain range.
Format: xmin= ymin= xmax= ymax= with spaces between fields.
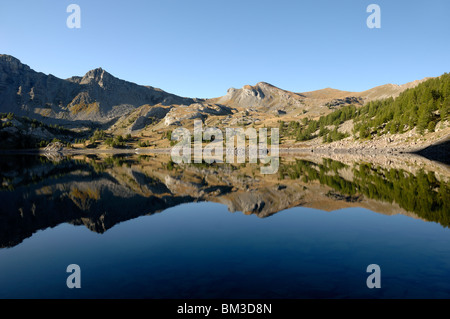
xmin=0 ymin=54 xmax=430 ymax=126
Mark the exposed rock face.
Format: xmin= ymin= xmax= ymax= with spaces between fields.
xmin=212 ymin=82 xmax=306 ymax=113
xmin=0 ymin=55 xmax=80 ymax=117
xmin=163 ymin=103 xmax=233 ymax=126
xmin=164 ymin=106 xmax=204 ymax=126
xmin=65 ymin=68 xmax=194 ymax=121
xmin=325 ymin=96 xmax=363 ymax=108
xmin=0 ymin=55 xmax=195 ymax=124
xmin=43 ymin=141 xmax=65 ymax=152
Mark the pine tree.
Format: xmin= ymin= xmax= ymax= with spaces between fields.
xmin=427 ymin=121 xmax=436 ymax=132
xmin=417 ymin=108 xmax=431 ymax=134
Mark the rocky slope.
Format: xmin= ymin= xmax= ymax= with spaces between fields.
xmin=210 ymin=82 xmax=307 ymax=114
xmin=1 ymin=54 xmax=428 ymax=128
xmin=208 ymin=78 xmax=430 ymax=118
xmin=0 ymin=54 xmax=196 ymax=125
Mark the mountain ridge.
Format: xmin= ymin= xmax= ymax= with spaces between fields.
xmin=0 ymin=54 xmax=196 ymax=124
xmin=0 ymin=54 xmax=440 ymax=133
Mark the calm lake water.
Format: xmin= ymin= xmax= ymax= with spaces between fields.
xmin=0 ymin=154 xmax=449 ymax=299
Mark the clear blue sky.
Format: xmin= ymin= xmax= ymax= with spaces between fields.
xmin=0 ymin=0 xmax=449 ymax=98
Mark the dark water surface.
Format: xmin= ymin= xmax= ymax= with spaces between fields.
xmin=0 ymin=154 xmax=449 ymax=298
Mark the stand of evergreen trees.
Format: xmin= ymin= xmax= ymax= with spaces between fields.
xmin=281 ymin=73 xmax=450 ymax=142
xmin=353 ymin=73 xmax=449 ymax=137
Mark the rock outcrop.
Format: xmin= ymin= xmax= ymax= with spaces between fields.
xmin=163 ymin=103 xmax=233 ymax=126
xmin=325 ymin=96 xmax=363 ymax=108
xmin=43 ymin=141 xmax=65 ymax=152
xmin=211 ymin=82 xmax=306 ymax=113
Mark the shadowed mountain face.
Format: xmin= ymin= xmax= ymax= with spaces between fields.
xmin=0 ymin=55 xmax=195 ymax=124
xmin=0 ymin=153 xmax=448 ymax=249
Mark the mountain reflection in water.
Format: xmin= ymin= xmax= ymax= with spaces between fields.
xmin=0 ymin=153 xmax=448 ymax=249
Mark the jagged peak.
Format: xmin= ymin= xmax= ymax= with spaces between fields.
xmin=80 ymin=67 xmax=116 ymax=85
xmin=0 ymin=54 xmax=30 ymax=72
xmin=238 ymin=82 xmax=279 ymax=93
xmin=255 ymin=81 xmax=276 ymax=88
xmin=0 ymin=54 xmax=21 ymax=63
xmin=83 ymin=67 xmax=107 ymax=77
xmin=242 ymin=82 xmax=276 ymax=89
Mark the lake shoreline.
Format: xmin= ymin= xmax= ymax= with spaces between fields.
xmin=0 ymin=139 xmax=448 ymax=166
xmin=0 ymin=145 xmax=446 ymax=157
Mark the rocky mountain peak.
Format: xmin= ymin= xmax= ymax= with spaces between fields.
xmin=80 ymin=67 xmax=116 ymax=87
xmin=255 ymin=81 xmax=275 ymax=88
xmin=242 ymin=82 xmax=276 ymax=91
xmin=214 ymin=81 xmax=305 ymax=112
xmin=0 ymin=55 xmax=196 ymax=124
xmin=0 ymin=54 xmax=31 ymax=73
